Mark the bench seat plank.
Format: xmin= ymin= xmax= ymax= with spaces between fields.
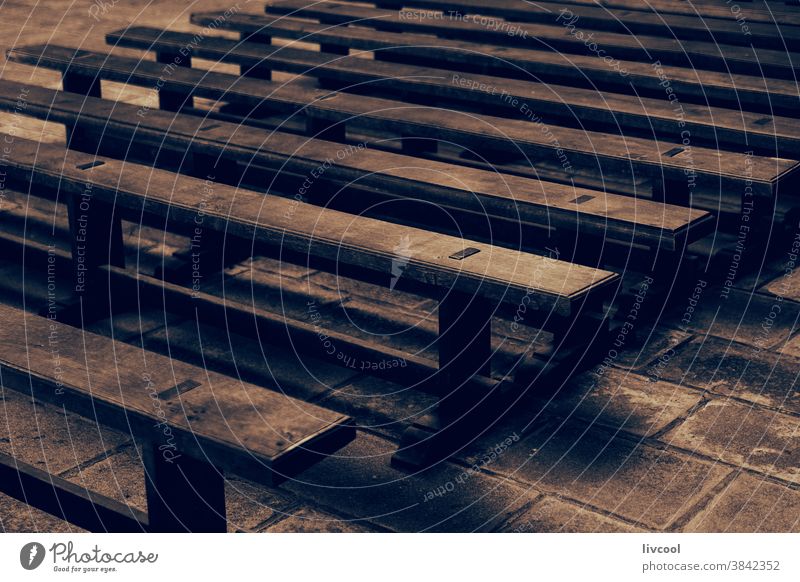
xmin=0 ymin=80 xmax=712 ymax=251
xmin=18 ymin=43 xmax=800 ymax=159
xmin=2 ymin=134 xmax=618 ymax=314
xmin=264 ymin=0 xmax=799 ymax=78
xmin=185 ymin=14 xmax=800 ymax=115
xmin=0 ymin=303 xmax=354 ymax=485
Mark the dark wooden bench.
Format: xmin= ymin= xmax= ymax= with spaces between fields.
xmin=1 ymin=133 xmax=619 ymax=469
xmin=0 ymin=79 xmax=713 ymax=262
xmin=0 ymin=0 xmax=793 ymax=532
xmin=263 ymin=0 xmax=798 ymax=78
xmin=186 ymin=12 xmax=800 ymax=114
xmin=96 ymin=29 xmax=800 ymax=199
xmin=15 ymin=43 xmax=789 ymax=214
xmin=59 ymin=37 xmax=800 ymax=162
xmin=182 ymin=6 xmax=799 ymax=248
xmin=333 ymin=0 xmax=800 ymax=49
xmin=0 ymin=302 xmax=354 ymax=532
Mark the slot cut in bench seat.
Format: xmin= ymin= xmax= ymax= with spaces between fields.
xmin=0 ymin=303 xmax=354 ymax=531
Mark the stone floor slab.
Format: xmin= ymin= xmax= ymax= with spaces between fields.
xmin=684 ymin=473 xmax=800 ymax=533
xmin=486 ymin=420 xmax=731 ymax=530
xmin=663 ymin=400 xmax=800 ymax=483
xmin=500 ymin=496 xmax=645 ymax=533
xmin=649 ymin=337 xmax=800 ymax=414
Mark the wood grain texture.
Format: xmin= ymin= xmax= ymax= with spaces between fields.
xmin=16 ymin=42 xmax=798 ymax=160
xmin=189 ymin=11 xmax=800 ymax=114
xmin=333 ymin=0 xmax=800 ymax=49
xmin=1 ymin=134 xmax=618 ymax=314
xmin=0 ymin=79 xmax=712 ymax=251
xmin=102 ymin=28 xmax=800 ymax=193
xmin=548 ymin=0 xmax=800 ymax=26
xmin=0 ymin=303 xmax=354 ymax=485
xmin=265 ymin=0 xmax=799 ymax=78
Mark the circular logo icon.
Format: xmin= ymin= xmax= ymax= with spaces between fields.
xmin=20 ymin=542 xmax=46 ymax=570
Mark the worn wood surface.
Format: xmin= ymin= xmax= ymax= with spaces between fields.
xmin=335 ymin=0 xmax=800 ymax=49
xmin=2 ymin=134 xmax=618 ymax=314
xmin=549 ymin=0 xmax=800 ymax=25
xmin=0 ymin=303 xmax=354 ymax=485
xmin=101 ymin=28 xmax=800 ymax=195
xmin=17 ymin=43 xmax=798 ymax=198
xmin=61 ymin=37 xmax=800 ymax=158
xmin=0 ymin=80 xmax=713 ymax=251
xmin=1 ymin=0 xmax=799 ymax=533
xmin=265 ymin=0 xmax=799 ymax=78
xmin=189 ymin=12 xmax=800 ymax=114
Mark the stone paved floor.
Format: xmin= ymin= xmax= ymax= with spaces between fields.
xmin=0 ymin=0 xmax=798 ymax=533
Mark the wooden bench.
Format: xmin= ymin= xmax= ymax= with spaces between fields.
xmin=43 ymin=38 xmax=791 ymax=163
xmin=263 ymin=0 xmax=798 ymax=79
xmin=14 ymin=45 xmax=785 ymax=214
xmin=333 ymin=0 xmax=800 ymax=49
xmin=0 ymin=79 xmax=713 ymax=262
xmin=0 ymin=302 xmax=354 ymax=531
xmin=183 ymin=6 xmax=799 ymax=249
xmin=0 ymin=0 xmax=793 ymax=530
xmin=1 ymin=133 xmax=619 ymax=469
xmin=96 ymin=29 xmax=800 ymax=199
xmin=187 ymin=12 xmax=800 ymax=114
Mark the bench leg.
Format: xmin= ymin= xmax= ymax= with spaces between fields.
xmin=321 ymin=43 xmax=349 ymax=55
xmin=62 ymin=71 xmax=101 ymax=98
xmin=62 ymin=190 xmax=125 ymax=322
xmin=306 ymin=115 xmax=347 ymax=142
xmin=317 ymin=17 xmax=350 ymax=55
xmin=653 ymin=177 xmax=691 ymax=206
xmin=60 ymin=72 xmax=134 ymax=160
xmin=156 ymin=229 xmax=251 ymax=286
xmin=438 ymin=291 xmax=492 ymax=391
xmin=143 ymin=443 xmax=227 ymax=533
xmin=401 ymin=135 xmax=438 ymax=156
xmin=155 ymin=160 xmax=249 ymax=282
xmin=392 ymin=291 xmax=493 ymax=470
xmin=240 ymin=33 xmax=273 ymax=80
xmin=62 ymin=72 xmax=101 ymax=154
xmin=558 ymin=232 xmax=605 ymax=268
xmin=156 ymin=52 xmax=193 ymax=111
